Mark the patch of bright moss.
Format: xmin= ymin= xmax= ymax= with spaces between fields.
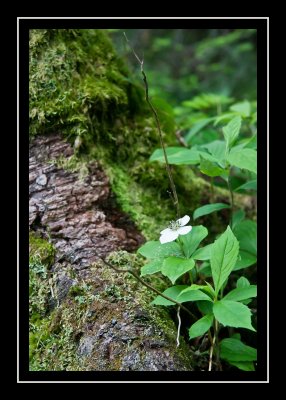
xmin=29 ymin=232 xmax=55 ymax=266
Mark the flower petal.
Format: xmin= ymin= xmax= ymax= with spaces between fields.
xmin=178 ymin=215 xmax=190 ymax=227
xmin=160 ymin=229 xmax=179 ymax=244
xmin=160 ymin=227 xmax=171 ymax=235
xmin=178 ymin=226 xmax=192 ymax=235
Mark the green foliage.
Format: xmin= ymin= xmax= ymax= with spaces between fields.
xmin=220 ymin=338 xmax=257 ymax=371
xmin=193 ymin=203 xmax=230 ymax=220
xmin=180 ymin=225 xmax=208 ymax=258
xmin=223 ymin=116 xmax=242 ymax=153
xmin=151 ymin=285 xmax=188 ymax=306
xmin=162 ymin=257 xmax=195 ymax=284
xmin=213 ymin=300 xmax=255 ymax=331
xmin=210 ymin=226 xmax=239 ymax=295
xmin=228 ymin=148 xmax=257 ymax=174
xmin=189 ymin=314 xmax=213 ymax=340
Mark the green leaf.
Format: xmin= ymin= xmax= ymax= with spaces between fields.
xmin=201 ymin=140 xmax=226 ymax=164
xmin=228 ymin=361 xmax=255 ymax=371
xmin=151 ymin=285 xmax=188 ymax=306
xmin=210 ymin=226 xmax=239 ymax=294
xmin=177 ymin=287 xmax=213 ymax=303
xmin=234 ymin=179 xmax=257 ymax=192
xmin=222 ymin=116 xmax=242 ymax=150
xmin=223 ymin=285 xmax=257 ymax=301
xmin=213 ymin=300 xmax=255 ymax=331
xmin=180 ymin=225 xmax=208 ymax=258
xmin=233 ymin=250 xmax=256 ymax=271
xmin=137 ymin=241 xmax=182 ymax=259
xmin=233 ymin=220 xmax=257 ymax=256
xmin=189 ymin=314 xmax=214 ymax=339
xmin=185 ymin=117 xmax=215 ymax=143
xmin=192 ymin=244 xmax=213 ymax=260
xmin=199 ymin=155 xmax=226 ymax=177
xmin=228 ymin=148 xmax=257 ymax=174
xmin=194 ymin=203 xmax=230 ymax=220
xmin=149 ymin=147 xmax=200 ymax=165
xmin=140 ymin=259 xmax=162 ymax=276
xmin=220 ymin=338 xmax=257 ymax=361
xmin=162 ymin=257 xmax=195 ymax=284
xmin=230 ymin=101 xmax=251 ymax=117
xmin=231 ymin=210 xmax=245 ymax=230
xmin=197 ymin=300 xmax=213 ymax=315
xmin=236 ymin=276 xmax=250 ymax=288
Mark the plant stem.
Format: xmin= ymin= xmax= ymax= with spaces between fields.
xmin=208 ymin=318 xmax=219 ymax=371
xmin=210 ymin=177 xmax=214 ymax=203
xmin=123 ymin=32 xmax=180 ymax=219
xmin=227 ymin=172 xmax=234 ymax=227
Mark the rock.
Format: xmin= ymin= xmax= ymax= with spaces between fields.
xmin=36 ymin=174 xmax=47 ymax=186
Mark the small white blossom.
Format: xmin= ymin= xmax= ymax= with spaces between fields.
xmin=159 ymin=215 xmax=192 ymax=244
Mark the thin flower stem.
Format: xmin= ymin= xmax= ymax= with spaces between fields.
xmin=227 ymin=173 xmax=234 ymax=227
xmin=124 ymin=32 xmax=180 ymax=219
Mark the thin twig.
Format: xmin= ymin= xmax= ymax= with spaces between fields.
xmin=124 ymin=32 xmax=180 ymax=219
xmin=98 ymin=255 xmax=196 ymax=320
xmin=208 ymin=331 xmax=216 ymax=371
xmin=176 ymin=306 xmax=181 ymax=347
xmin=175 ymin=130 xmax=188 ymax=148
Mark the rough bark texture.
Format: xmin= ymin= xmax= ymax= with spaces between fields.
xmin=29 ymin=133 xmax=194 ymax=371
xmin=29 ymin=134 xmax=144 ymax=267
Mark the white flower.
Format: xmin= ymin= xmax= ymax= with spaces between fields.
xmin=159 ymin=215 xmax=192 ymax=244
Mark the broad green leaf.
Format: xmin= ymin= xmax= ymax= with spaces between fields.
xmin=223 ymin=285 xmax=257 ymax=301
xmin=244 ymin=134 xmax=257 ymax=150
xmin=236 ymin=276 xmax=250 ymax=288
xmin=179 ymin=283 xmax=215 ymax=299
xmin=162 ymin=257 xmax=195 ymax=284
xmin=149 ymin=147 xmax=200 ymax=165
xmin=189 ymin=314 xmax=214 ymax=339
xmin=137 ymin=241 xmax=182 ymax=259
xmin=231 ymin=210 xmax=245 ymax=230
xmin=230 ymin=101 xmax=251 ymax=117
xmin=180 ymin=225 xmax=208 ymax=258
xmin=140 ymin=259 xmax=162 ymax=276
xmin=201 ymin=140 xmax=226 ymax=164
xmin=235 ymin=179 xmax=257 ymax=192
xmin=177 ymin=288 xmax=213 ymax=303
xmin=213 ymin=300 xmax=255 ymax=331
xmin=214 ymin=112 xmax=237 ymax=126
xmin=185 ymin=117 xmax=215 ymax=143
xmin=233 ymin=250 xmax=257 ymax=271
xmin=151 ymin=285 xmax=188 ymax=306
xmin=211 ymin=226 xmax=239 ymax=294
xmin=197 ymin=300 xmax=213 ymax=315
xmin=233 ymin=220 xmax=257 ymax=256
xmin=220 ymin=338 xmax=257 ymax=361
xmin=228 ymin=361 xmax=255 ymax=371
xmin=194 ymin=203 xmax=230 ymax=220
xmin=222 ymin=116 xmax=242 ymax=150
xmin=228 ymin=148 xmax=257 ymax=174
xmin=199 ymin=155 xmax=226 ymax=177
xmin=192 ymin=244 xmax=213 ymax=260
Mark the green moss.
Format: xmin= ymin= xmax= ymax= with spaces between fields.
xmin=29 ymin=232 xmax=55 ymax=266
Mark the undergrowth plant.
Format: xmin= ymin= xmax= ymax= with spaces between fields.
xmin=124 ymin=33 xmax=257 ymax=372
